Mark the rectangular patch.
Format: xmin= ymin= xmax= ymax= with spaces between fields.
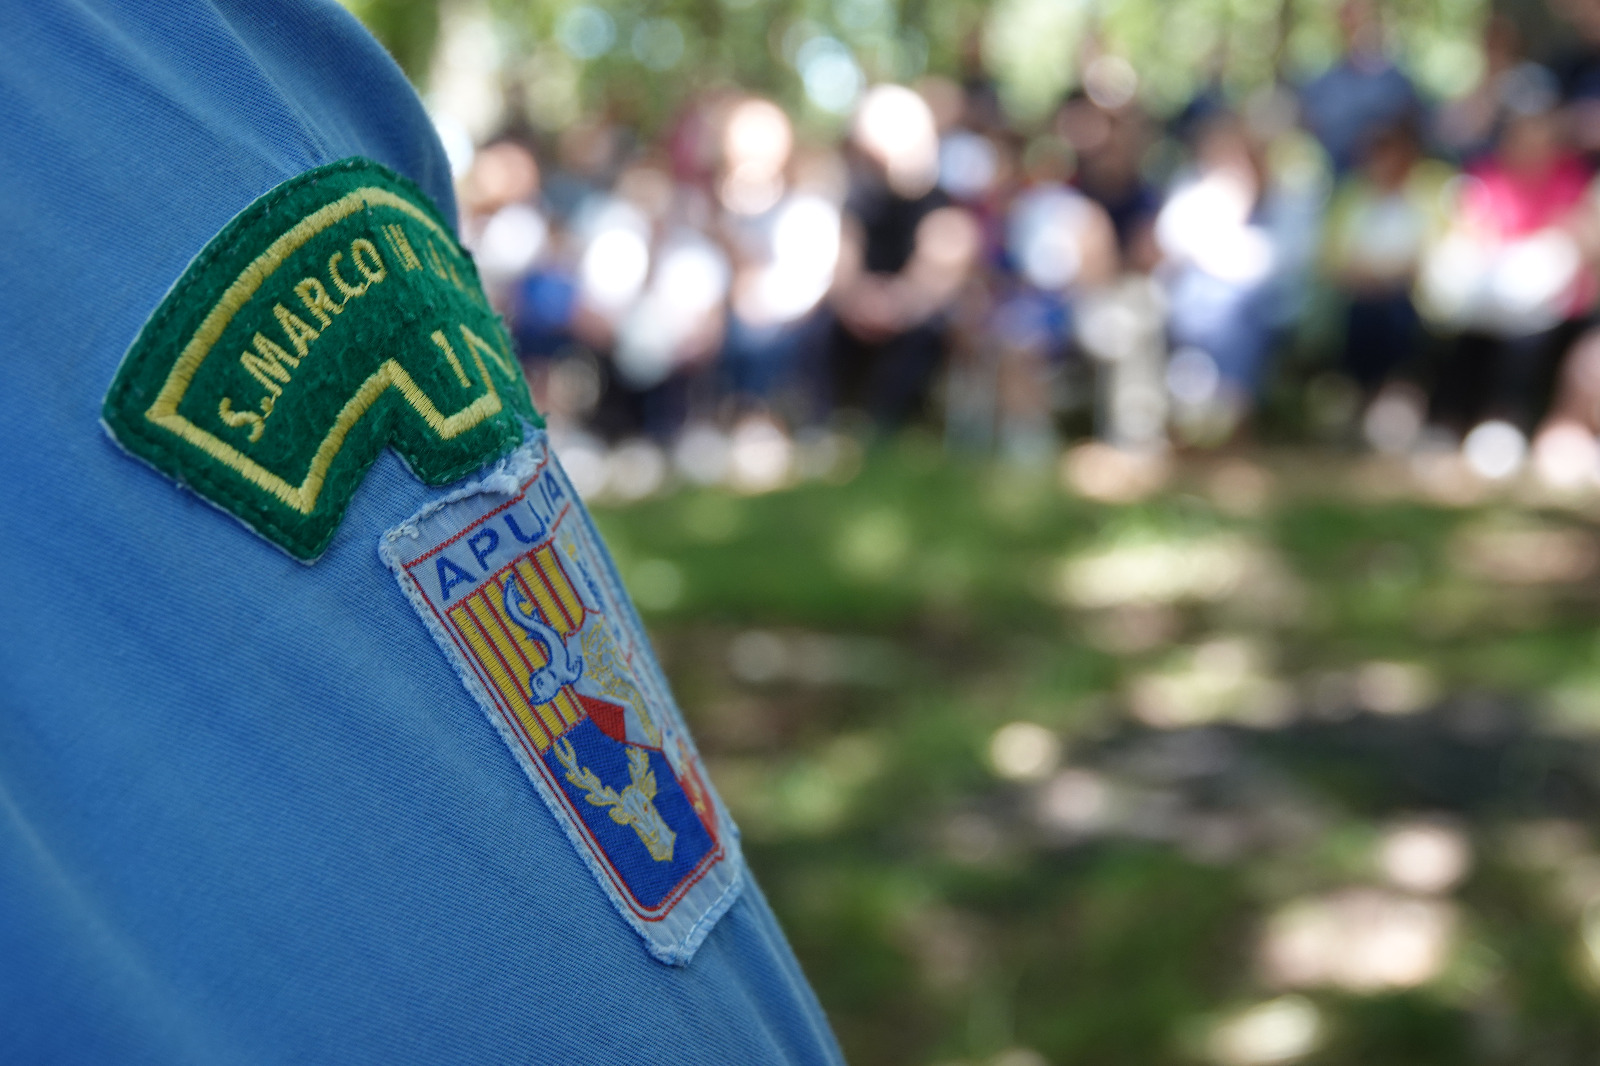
xmin=380 ymin=434 xmax=742 ymax=964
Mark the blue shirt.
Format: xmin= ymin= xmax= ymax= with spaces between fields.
xmin=0 ymin=2 xmax=841 ymax=1062
xmin=1299 ymin=56 xmax=1420 ymax=174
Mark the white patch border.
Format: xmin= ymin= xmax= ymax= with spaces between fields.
xmin=379 ymin=433 xmax=743 ymax=965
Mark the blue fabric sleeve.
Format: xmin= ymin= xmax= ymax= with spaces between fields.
xmin=0 ymin=3 xmax=842 ymax=1062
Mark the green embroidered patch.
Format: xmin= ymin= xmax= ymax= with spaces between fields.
xmin=102 ymin=156 xmax=541 ymax=561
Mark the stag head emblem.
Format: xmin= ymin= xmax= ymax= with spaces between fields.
xmin=553 ymin=737 xmax=677 ymax=862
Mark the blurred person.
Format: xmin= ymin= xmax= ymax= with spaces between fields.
xmin=506 ymin=221 xmax=583 ymax=367
xmin=923 ymin=72 xmax=1017 ymax=452
xmin=958 ymin=28 xmax=1005 ymax=134
xmin=926 ymin=73 xmax=1018 ymax=334
xmin=1419 ymin=68 xmax=1594 ymax=439
xmin=1531 ymin=324 xmax=1600 ymax=482
xmin=454 ymin=141 xmax=570 ymax=414
xmin=829 ymin=84 xmax=981 ymax=430
xmin=1528 ymin=160 xmax=1600 ymax=481
xmin=1434 ymin=14 xmax=1525 ymax=163
xmin=526 ymin=117 xmax=643 ymax=437
xmin=1321 ymin=119 xmax=1454 ymax=398
xmin=1053 ymin=70 xmax=1173 ymax=449
xmin=507 ymin=225 xmax=597 ymax=430
xmin=1171 ymin=64 xmax=1231 ymax=148
xmin=666 ymin=87 xmax=739 ymax=193
xmin=544 ymin=115 xmax=629 ymax=218
xmin=596 ymin=157 xmax=731 ymax=440
xmin=939 ymin=124 xmax=1019 ymax=454
xmin=1553 ymin=0 xmax=1600 ymax=156
xmin=458 ymin=141 xmax=563 ymax=346
xmin=1057 ymin=71 xmax=1163 ymax=272
xmin=1299 ymin=0 xmax=1421 ymax=174
xmin=718 ymin=98 xmax=843 ymax=422
xmin=567 ymin=174 xmax=653 ymax=357
xmin=1155 ymin=112 xmax=1287 ymax=436
xmin=988 ymin=136 xmax=1119 ymax=458
xmin=0 ymin=3 xmax=843 ymax=1064
xmin=459 ymin=139 xmax=542 ymax=248
xmin=927 ymin=73 xmax=1014 ymax=228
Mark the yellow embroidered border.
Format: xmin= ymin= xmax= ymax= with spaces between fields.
xmin=143 ymin=188 xmax=502 ymax=515
xmin=102 ymin=157 xmax=539 ymax=560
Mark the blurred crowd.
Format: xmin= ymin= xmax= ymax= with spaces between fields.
xmin=454 ymin=0 xmax=1600 ymax=491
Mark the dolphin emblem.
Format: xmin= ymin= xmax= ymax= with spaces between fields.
xmin=502 ymin=576 xmax=584 ymax=704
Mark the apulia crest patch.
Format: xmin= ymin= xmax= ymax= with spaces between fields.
xmin=102 ymin=157 xmax=538 ymax=561
xmin=380 ymin=436 xmax=742 ymax=964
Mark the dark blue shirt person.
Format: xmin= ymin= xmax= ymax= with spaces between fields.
xmin=1299 ymin=0 xmax=1421 ymax=173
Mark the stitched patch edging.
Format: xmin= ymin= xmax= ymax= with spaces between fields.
xmin=102 ymin=156 xmax=541 ymax=561
xmin=380 ymin=435 xmax=744 ymax=964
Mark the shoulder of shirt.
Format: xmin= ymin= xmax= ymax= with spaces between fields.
xmin=207 ymin=0 xmax=459 ymax=225
xmin=0 ymin=0 xmax=456 ymax=231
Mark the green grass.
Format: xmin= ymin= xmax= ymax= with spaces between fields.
xmin=593 ymin=442 xmax=1600 ymax=1065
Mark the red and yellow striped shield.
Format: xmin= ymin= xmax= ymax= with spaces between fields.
xmin=447 ymin=545 xmax=589 ymax=751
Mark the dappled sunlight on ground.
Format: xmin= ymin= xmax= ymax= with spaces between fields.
xmin=589 ymin=442 xmax=1600 ymax=1064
